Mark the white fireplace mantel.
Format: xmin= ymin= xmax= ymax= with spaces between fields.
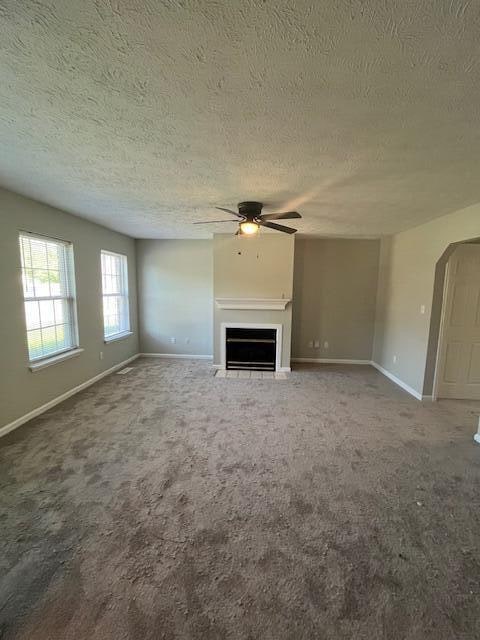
xmin=215 ymin=297 xmax=291 ymax=311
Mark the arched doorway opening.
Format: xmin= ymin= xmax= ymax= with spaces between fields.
xmin=425 ymin=237 xmax=480 ymax=400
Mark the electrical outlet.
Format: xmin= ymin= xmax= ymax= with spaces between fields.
xmin=314 ymin=340 xmax=320 ymax=348
xmin=308 ymin=340 xmax=314 ymax=348
xmin=323 ymin=341 xmax=329 ymax=349
xmin=170 ymin=337 xmax=176 ymax=344
xmin=99 ymin=351 xmax=103 ymax=360
xmin=393 ymin=355 xmax=397 ymax=364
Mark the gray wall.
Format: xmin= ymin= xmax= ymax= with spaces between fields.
xmin=0 ymin=188 xmax=138 ymax=428
xmin=136 ymin=240 xmax=213 ymax=356
xmin=213 ymin=234 xmax=295 ymax=368
xmin=373 ymin=203 xmax=480 ymax=396
xmin=292 ymin=239 xmax=380 ymax=360
xmin=136 ymin=236 xmax=379 ymax=367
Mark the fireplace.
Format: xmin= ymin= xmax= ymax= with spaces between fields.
xmin=220 ymin=322 xmax=283 ymax=371
xmin=225 ymin=327 xmax=277 ymax=371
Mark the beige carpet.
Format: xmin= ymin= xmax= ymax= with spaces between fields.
xmin=1 ymin=358 xmax=479 ymax=639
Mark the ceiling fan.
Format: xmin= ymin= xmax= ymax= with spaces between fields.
xmin=193 ymin=201 xmax=301 ymax=235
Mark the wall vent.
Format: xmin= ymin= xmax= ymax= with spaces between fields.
xmin=116 ymin=367 xmax=134 ymax=375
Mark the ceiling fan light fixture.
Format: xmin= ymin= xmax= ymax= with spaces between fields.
xmin=195 ymin=202 xmax=301 ymax=235
xmin=239 ymin=221 xmax=259 ymax=235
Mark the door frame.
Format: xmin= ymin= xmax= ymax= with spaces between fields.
xmin=431 ymin=260 xmax=452 ymax=402
xmin=432 ymin=243 xmax=480 ymax=401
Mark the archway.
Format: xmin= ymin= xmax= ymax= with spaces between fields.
xmin=424 ymin=236 xmax=480 ymax=399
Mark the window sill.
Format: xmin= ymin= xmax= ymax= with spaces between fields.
xmin=104 ymin=331 xmax=133 ymax=344
xmin=29 ymin=348 xmax=84 ymax=372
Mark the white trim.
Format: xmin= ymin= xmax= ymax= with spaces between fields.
xmin=474 ymin=417 xmax=480 ymax=444
xmin=101 ymin=248 xmax=128 ymax=260
xmin=278 ymin=366 xmax=291 ymax=372
xmin=29 ymin=348 xmax=84 ymax=372
xmin=104 ymin=331 xmax=134 ymax=344
xmin=370 ymin=362 xmax=423 ymax=400
xmin=215 ymin=298 xmax=291 ymax=310
xmin=101 ymin=249 xmax=130 ymax=338
xmin=19 ymin=232 xmax=80 ymax=363
xmin=140 ymin=353 xmax=213 ymax=360
xmin=0 ymin=354 xmax=140 ymax=439
xmin=18 ymin=229 xmax=72 ymax=245
xmin=220 ymin=322 xmax=283 ymax=371
xmin=292 ymin=357 xmax=371 ymax=365
xmin=432 ymin=260 xmax=451 ymax=401
xmin=218 ymin=355 xmax=434 ymax=400
xmin=293 ymin=359 xmax=434 ymax=401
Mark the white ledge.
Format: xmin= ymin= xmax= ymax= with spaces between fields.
xmin=104 ymin=331 xmax=134 ymax=344
xmin=215 ymin=298 xmax=291 ymax=310
xmin=29 ymin=348 xmax=84 ymax=372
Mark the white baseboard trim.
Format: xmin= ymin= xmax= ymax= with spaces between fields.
xmin=292 ymin=358 xmax=431 ymax=401
xmin=0 ymin=354 xmax=141 ymax=440
xmin=140 ymin=353 xmax=213 ymax=360
xmin=370 ymin=361 xmax=423 ymax=401
xmin=292 ymin=357 xmax=371 ymax=365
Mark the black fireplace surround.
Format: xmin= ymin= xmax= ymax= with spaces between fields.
xmin=226 ymin=327 xmax=276 ymax=371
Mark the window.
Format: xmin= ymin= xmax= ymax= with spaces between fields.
xmin=101 ymin=250 xmax=130 ymax=339
xmin=19 ymin=233 xmax=78 ymax=362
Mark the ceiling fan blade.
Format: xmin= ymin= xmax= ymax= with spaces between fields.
xmin=193 ymin=219 xmax=238 ymax=224
xmin=259 ymin=221 xmax=297 ymax=234
xmin=216 ymin=207 xmax=244 ymax=219
xmin=259 ymin=211 xmax=301 ymax=221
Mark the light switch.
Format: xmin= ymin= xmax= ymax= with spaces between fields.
xmin=420 ymin=305 xmax=426 ymax=315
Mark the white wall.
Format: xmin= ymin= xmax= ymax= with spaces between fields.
xmin=373 ymin=203 xmax=480 ymax=396
xmin=0 ymin=187 xmax=139 ymax=428
xmin=136 ymin=240 xmax=213 ymax=356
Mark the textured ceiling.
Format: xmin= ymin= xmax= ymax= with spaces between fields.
xmin=1 ymin=1 xmax=480 ymax=238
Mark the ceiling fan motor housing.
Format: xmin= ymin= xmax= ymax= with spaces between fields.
xmin=238 ymin=201 xmax=263 ymax=220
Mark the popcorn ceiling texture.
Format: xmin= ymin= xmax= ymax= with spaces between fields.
xmin=1 ymin=1 xmax=480 ymax=238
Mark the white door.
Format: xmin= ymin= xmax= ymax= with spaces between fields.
xmin=437 ymin=244 xmax=480 ymax=400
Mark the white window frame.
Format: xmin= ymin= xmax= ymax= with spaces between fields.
xmin=101 ymin=250 xmax=131 ymax=342
xmin=19 ymin=231 xmax=80 ymax=367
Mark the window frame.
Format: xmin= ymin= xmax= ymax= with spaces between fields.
xmin=18 ymin=231 xmax=80 ymax=365
xmin=100 ymin=249 xmax=131 ymax=341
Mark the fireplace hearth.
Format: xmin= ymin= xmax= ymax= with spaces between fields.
xmin=226 ymin=327 xmax=276 ymax=371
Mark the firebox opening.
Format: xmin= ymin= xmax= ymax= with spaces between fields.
xmin=226 ymin=327 xmax=276 ymax=371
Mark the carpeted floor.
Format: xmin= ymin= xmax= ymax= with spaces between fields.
xmin=1 ymin=358 xmax=480 ymax=639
